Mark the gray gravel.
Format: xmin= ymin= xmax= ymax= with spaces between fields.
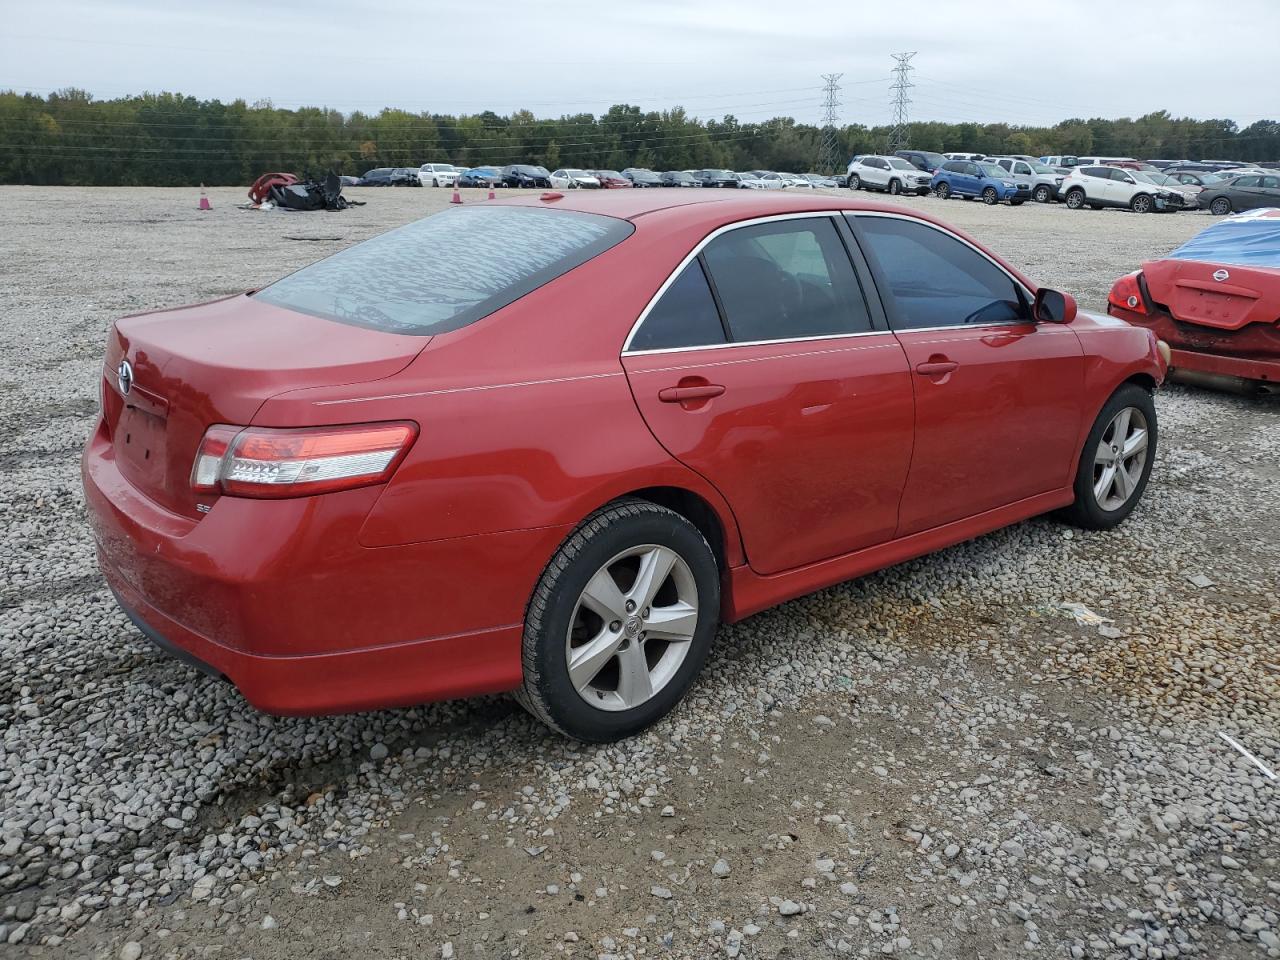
xmin=0 ymin=185 xmax=1276 ymax=959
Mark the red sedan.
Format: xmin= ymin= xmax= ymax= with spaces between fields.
xmin=83 ymin=191 xmax=1167 ymax=741
xmin=1107 ymin=208 xmax=1280 ymax=393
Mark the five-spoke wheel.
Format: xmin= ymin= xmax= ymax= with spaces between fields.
xmin=517 ymin=500 xmax=719 ymax=742
xmin=1061 ymin=383 xmax=1158 ymax=529
xmin=565 ymin=545 xmax=699 ymax=711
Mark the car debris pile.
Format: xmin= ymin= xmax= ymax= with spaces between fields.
xmin=243 ymin=171 xmax=364 ymax=211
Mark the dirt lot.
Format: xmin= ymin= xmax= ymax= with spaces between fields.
xmin=0 ymin=186 xmax=1277 ymax=960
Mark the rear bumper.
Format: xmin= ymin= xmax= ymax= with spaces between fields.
xmin=1108 ymin=308 xmax=1280 ymax=384
xmin=82 ymin=420 xmax=561 ymax=715
xmin=1168 ymin=347 xmax=1280 ymax=383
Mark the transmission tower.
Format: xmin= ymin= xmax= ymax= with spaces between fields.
xmin=887 ymin=52 xmax=916 ymax=153
xmin=818 ymin=73 xmax=843 ymax=175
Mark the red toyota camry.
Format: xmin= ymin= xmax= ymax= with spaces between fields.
xmin=83 ymin=191 xmax=1167 ymax=741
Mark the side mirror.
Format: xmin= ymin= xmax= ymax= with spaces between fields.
xmin=1034 ymin=288 xmax=1077 ymax=324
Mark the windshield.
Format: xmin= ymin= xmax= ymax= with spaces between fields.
xmin=978 ymin=163 xmax=1008 ymax=178
xmin=887 ymin=158 xmax=915 ymax=170
xmin=255 ymin=207 xmax=633 ymax=336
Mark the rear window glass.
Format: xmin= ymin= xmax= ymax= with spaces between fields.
xmin=254 ymin=206 xmax=633 ymax=335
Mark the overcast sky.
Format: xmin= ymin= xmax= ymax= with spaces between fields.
xmin=2 ymin=0 xmax=1275 ymax=129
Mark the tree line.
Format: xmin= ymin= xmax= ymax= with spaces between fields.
xmin=1 ymin=89 xmax=1276 ymax=186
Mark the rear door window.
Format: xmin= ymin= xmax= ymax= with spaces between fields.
xmin=628 ymin=260 xmax=727 ymax=351
xmin=851 ymin=215 xmax=1029 ymax=330
xmin=255 ymin=206 xmax=633 ymax=335
xmin=701 ymin=218 xmax=872 ymax=342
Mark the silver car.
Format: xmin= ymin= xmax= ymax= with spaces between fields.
xmin=994 ymin=158 xmax=1065 ymax=203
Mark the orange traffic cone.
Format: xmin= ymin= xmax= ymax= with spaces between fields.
xmin=198 ymin=184 xmax=212 ymax=211
xmin=450 ymin=187 xmax=462 ymax=204
xmin=487 ymin=188 xmax=496 ymax=200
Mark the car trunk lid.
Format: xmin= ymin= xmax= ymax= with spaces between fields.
xmin=103 ymin=294 xmax=426 ymax=519
xmin=1143 ymin=259 xmax=1280 ymax=332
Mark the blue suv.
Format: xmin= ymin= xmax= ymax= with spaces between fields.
xmin=931 ymin=159 xmax=1031 ymax=205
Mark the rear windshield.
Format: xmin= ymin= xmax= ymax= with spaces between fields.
xmin=254 ymin=206 xmax=633 ymax=335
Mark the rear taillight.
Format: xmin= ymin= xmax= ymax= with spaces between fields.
xmin=1108 ymin=271 xmax=1149 ymax=316
xmin=191 ymin=422 xmax=417 ymax=499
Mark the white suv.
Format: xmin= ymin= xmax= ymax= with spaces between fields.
xmin=847 ymin=155 xmax=933 ymax=195
xmin=1058 ymin=165 xmax=1187 ymax=213
xmin=418 ymin=163 xmax=459 ymax=187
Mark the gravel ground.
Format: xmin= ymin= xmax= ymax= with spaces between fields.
xmin=1 ymin=186 xmax=1277 ymax=960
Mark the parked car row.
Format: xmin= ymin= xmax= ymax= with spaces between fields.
xmin=846 ymin=150 xmax=1280 ymax=214
xmin=356 ymin=162 xmax=846 ymax=193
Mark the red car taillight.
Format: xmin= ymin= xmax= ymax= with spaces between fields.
xmin=191 ymin=422 xmax=418 ymax=499
xmin=1108 ymin=272 xmax=1149 ymax=316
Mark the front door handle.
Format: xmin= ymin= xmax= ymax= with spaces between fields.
xmin=658 ymin=384 xmax=726 ymax=403
xmin=915 ymin=360 xmax=958 ymax=376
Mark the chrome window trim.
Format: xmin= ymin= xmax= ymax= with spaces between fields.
xmin=848 ymin=209 xmax=1035 ymax=307
xmin=621 ymin=211 xmax=872 ymax=356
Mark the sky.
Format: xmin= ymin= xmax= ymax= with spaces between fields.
xmin=1 ymin=0 xmax=1275 ymax=129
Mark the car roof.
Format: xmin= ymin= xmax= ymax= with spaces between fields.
xmin=493 ymin=188 xmax=922 ymax=223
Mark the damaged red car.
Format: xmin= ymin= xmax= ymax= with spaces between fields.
xmin=84 ymin=191 xmax=1166 ymax=742
xmin=1108 ymin=208 xmax=1280 ymax=393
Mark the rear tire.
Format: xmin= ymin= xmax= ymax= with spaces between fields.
xmin=935 ymin=181 xmax=951 ymax=199
xmin=1210 ymin=197 xmax=1232 ymax=215
xmin=1033 ymin=184 xmax=1052 ymax=203
xmin=982 ymin=186 xmax=999 ymax=205
xmin=1059 ymin=384 xmax=1158 ymax=530
xmin=1065 ymin=188 xmax=1086 ymax=210
xmin=515 ymin=499 xmax=720 ymax=742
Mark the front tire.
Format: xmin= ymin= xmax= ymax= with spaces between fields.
xmin=1131 ymin=194 xmax=1153 ymax=214
xmin=935 ymin=181 xmax=951 ymax=200
xmin=1210 ymin=197 xmax=1232 ymax=216
xmin=1033 ymin=184 xmax=1052 ymax=203
xmin=1065 ymin=188 xmax=1086 ymax=210
xmin=516 ymin=500 xmax=720 ymax=742
xmin=848 ymin=174 xmax=861 ymax=190
xmin=1059 ymin=384 xmax=1157 ymax=530
xmin=889 ymin=179 xmax=902 ymax=195
xmin=982 ymin=186 xmax=999 ymax=205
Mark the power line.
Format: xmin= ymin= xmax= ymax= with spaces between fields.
xmin=817 ymin=73 xmax=842 ymax=175
xmin=887 ymin=52 xmax=916 ymax=154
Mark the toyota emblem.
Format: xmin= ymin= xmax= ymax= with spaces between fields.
xmin=1212 ymin=268 xmax=1230 ymax=282
xmin=116 ymin=359 xmax=133 ymax=396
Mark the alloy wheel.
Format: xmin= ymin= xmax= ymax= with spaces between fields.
xmin=982 ymin=187 xmax=998 ymax=205
xmin=565 ymin=545 xmax=699 ymax=712
xmin=1066 ymin=190 xmax=1084 ymax=209
xmin=1211 ymin=197 xmax=1231 ymax=216
xmin=1034 ymin=185 xmax=1051 ymax=203
xmin=1092 ymin=407 xmax=1149 ymax=511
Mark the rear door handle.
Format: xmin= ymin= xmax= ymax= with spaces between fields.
xmin=658 ymin=384 xmax=725 ymax=403
xmin=915 ymin=360 xmax=958 ymax=376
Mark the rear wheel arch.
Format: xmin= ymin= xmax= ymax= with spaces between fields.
xmin=615 ymin=486 xmax=734 ymax=574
